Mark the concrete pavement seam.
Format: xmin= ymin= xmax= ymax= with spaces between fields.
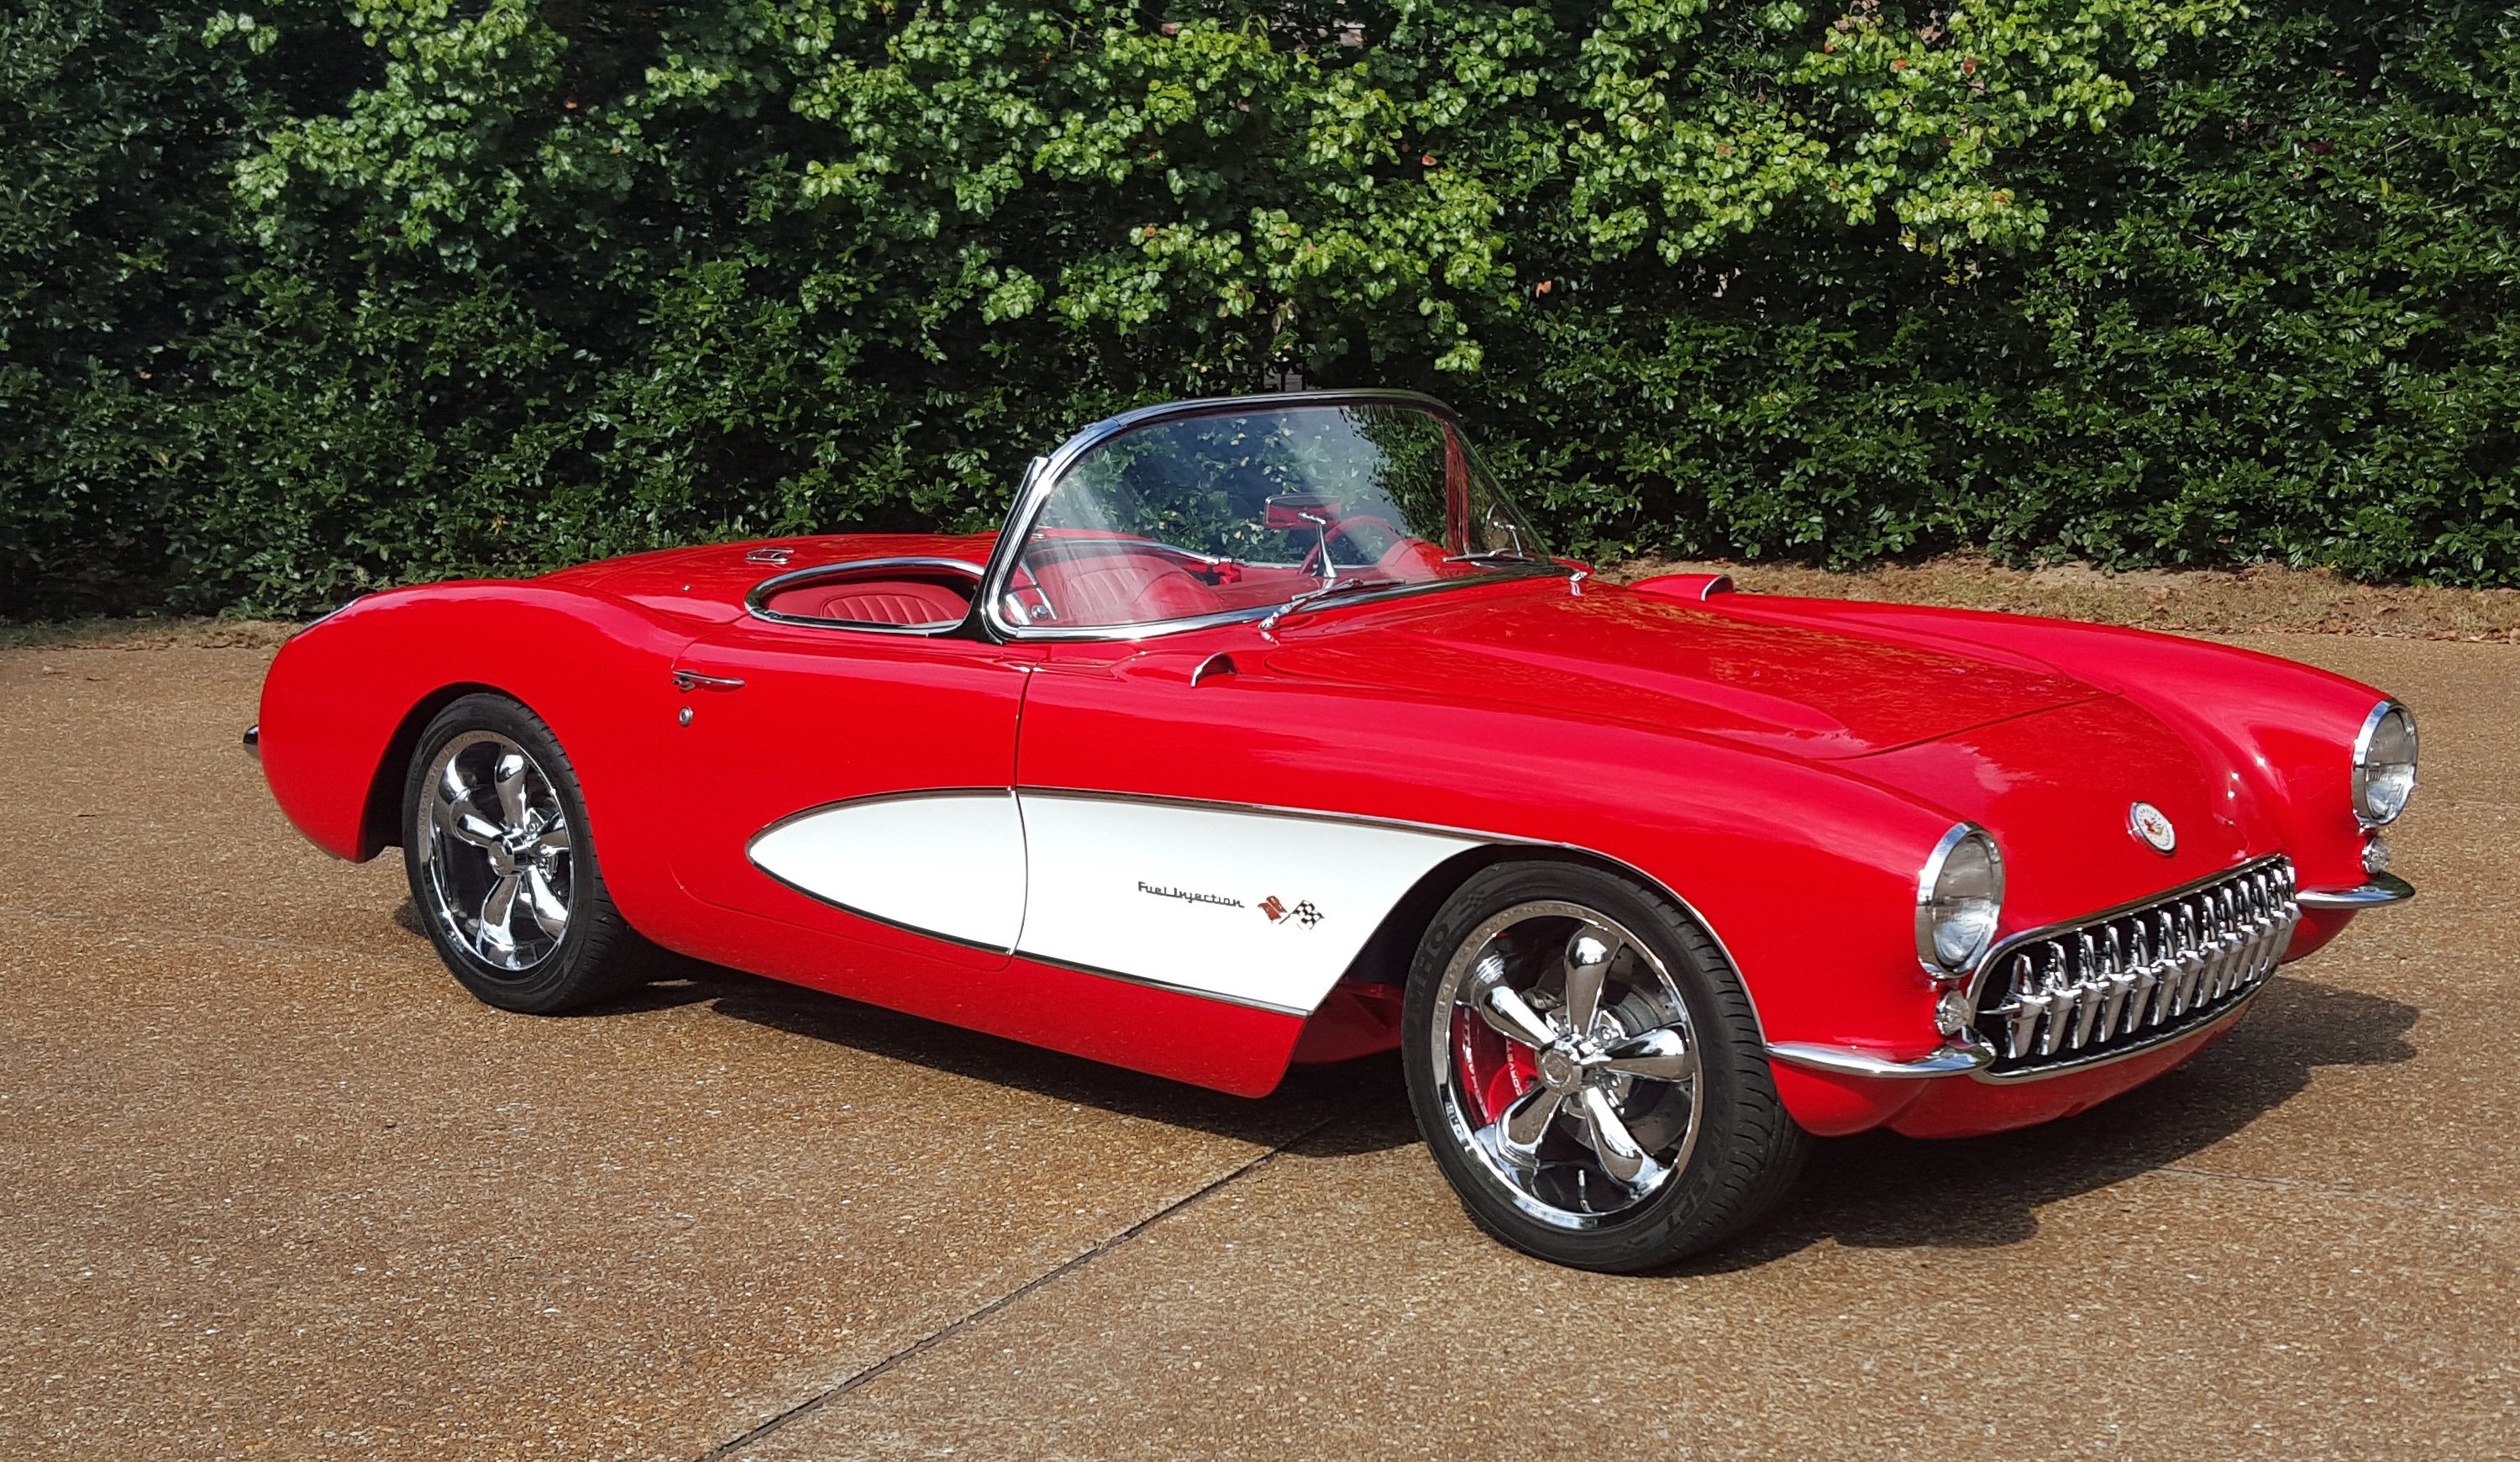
xmin=690 ymin=1112 xmax=1347 ymax=1462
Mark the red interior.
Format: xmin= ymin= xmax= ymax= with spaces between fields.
xmin=763 ymin=576 xmax=973 ymax=626
xmin=1021 ymin=538 xmax=1473 ymax=628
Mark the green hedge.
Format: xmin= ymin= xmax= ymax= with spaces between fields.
xmin=3 ymin=0 xmax=2515 ymax=618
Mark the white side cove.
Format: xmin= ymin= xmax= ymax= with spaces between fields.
xmin=1016 ymin=792 xmax=1482 ymax=1015
xmin=748 ymin=791 xmax=1029 ymax=953
xmin=747 ymin=790 xmax=1487 ymax=1016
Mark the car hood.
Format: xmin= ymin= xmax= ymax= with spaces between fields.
xmin=1263 ymin=581 xmax=2104 ymax=761
xmin=1859 ymin=690 xmax=2282 ymax=923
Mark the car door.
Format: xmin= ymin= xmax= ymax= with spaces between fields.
xmin=1011 ymin=628 xmax=1488 ymax=1018
xmin=663 ymin=616 xmax=1042 ymax=971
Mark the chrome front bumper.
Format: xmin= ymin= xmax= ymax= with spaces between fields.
xmin=2297 ymin=872 xmax=2415 ymax=909
xmin=1769 ymin=868 xmax=2412 ymax=1085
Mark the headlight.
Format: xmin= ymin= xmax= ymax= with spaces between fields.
xmin=2351 ymin=701 xmax=2418 ymax=825
xmin=1916 ymin=823 xmax=2004 ymax=973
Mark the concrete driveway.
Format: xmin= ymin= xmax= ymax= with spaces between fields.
xmin=3 ymin=632 xmax=2512 ymax=1459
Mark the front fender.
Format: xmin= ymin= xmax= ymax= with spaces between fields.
xmin=1728 ymin=598 xmax=2393 ymax=898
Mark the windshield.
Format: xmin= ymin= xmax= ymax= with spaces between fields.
xmin=1000 ymin=400 xmax=1554 ymax=632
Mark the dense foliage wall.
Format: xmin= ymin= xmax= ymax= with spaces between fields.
xmin=3 ymin=0 xmax=2515 ymax=617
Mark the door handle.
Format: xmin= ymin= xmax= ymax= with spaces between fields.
xmin=672 ymin=671 xmax=747 ymax=692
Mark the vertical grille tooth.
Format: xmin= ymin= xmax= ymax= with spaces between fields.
xmin=2003 ymin=952 xmax=2045 ymax=1059
xmin=2100 ymin=923 xmax=2136 ymax=1036
xmin=2037 ymin=939 xmax=2074 ymax=1056
xmin=2152 ymin=910 xmax=2185 ymax=1022
xmin=1971 ymin=858 xmax=2297 ymax=1075
xmin=2070 ymin=930 xmax=2106 ymax=1048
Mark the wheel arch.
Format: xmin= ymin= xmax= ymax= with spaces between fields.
xmin=355 ymin=681 xmax=531 ymax=860
xmin=1297 ymin=840 xmax=1769 ymax=1063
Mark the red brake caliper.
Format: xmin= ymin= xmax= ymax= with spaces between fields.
xmin=1454 ymin=1010 xmax=1541 ymax=1127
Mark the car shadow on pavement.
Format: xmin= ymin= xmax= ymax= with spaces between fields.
xmin=1697 ymin=976 xmax=2421 ymax=1269
xmin=396 ymin=897 xmax=1420 ymax=1150
xmin=394 ymin=899 xmax=2418 ymax=1257
xmin=632 ymin=961 xmax=1422 ymax=1153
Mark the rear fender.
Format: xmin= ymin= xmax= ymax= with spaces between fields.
xmin=257 ymin=583 xmax=699 ymax=927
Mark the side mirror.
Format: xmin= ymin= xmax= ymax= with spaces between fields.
xmin=1263 ymin=492 xmax=1341 ymax=531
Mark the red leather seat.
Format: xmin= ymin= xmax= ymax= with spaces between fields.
xmin=764 ymin=579 xmax=970 ymax=625
xmin=1032 ymin=555 xmax=1223 ymax=626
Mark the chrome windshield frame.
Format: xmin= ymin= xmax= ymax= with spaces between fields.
xmin=975 ymin=389 xmax=1566 ymax=644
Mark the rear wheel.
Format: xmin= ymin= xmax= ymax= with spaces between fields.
xmin=1403 ymin=862 xmax=1808 ymax=1271
xmin=402 ymin=693 xmax=654 ymax=1012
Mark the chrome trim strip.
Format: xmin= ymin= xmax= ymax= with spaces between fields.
xmin=1767 ymin=1040 xmax=1995 ymax=1080
xmin=743 ymin=787 xmax=1025 ymax=956
xmin=974 ymin=389 xmax=1572 ymax=644
xmin=2297 ymin=874 xmax=2416 ymax=909
xmin=1016 ymin=785 xmax=1772 ymax=1044
xmin=1009 ymin=947 xmax=1312 ymax=1018
xmin=743 ymin=556 xmax=987 ymax=634
xmin=242 ymin=723 xmax=260 ymax=761
xmin=736 ymin=782 xmax=1771 ymax=1038
xmin=747 ymin=864 xmax=1016 ymax=959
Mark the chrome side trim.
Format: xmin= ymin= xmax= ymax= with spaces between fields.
xmin=1016 ymin=786 xmax=1772 ymax=1044
xmin=743 ymin=556 xmax=987 ymax=634
xmin=1012 ymin=947 xmax=1312 ymax=1018
xmin=1767 ymin=1040 xmax=1995 ymax=1080
xmin=738 ymin=781 xmax=1771 ymax=1038
xmin=2297 ymin=874 xmax=2416 ymax=909
xmin=745 ymin=788 xmax=1026 ymax=955
xmin=242 ymin=723 xmax=260 ymax=761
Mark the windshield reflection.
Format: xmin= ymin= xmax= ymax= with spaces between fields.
xmin=1002 ymin=400 xmax=1557 ymax=632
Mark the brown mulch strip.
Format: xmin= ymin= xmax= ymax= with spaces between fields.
xmin=9 ymin=557 xmax=2519 ymax=648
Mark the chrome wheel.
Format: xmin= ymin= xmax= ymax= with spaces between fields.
xmin=414 ymin=731 xmax=573 ymax=972
xmin=1430 ymin=901 xmax=1703 ymax=1230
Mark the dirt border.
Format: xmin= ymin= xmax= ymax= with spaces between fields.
xmin=8 ymin=557 xmax=2519 ymax=649
xmin=1606 ymin=556 xmax=2520 ymax=642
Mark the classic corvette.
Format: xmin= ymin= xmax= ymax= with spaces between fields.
xmin=250 ymin=390 xmax=2418 ymax=1271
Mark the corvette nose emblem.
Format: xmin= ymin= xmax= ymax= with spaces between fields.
xmin=2129 ymin=801 xmax=2177 ymax=855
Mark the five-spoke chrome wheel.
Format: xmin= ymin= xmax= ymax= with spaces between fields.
xmin=1430 ymin=900 xmax=1704 ymax=1229
xmin=414 ymin=731 xmax=573 ymax=972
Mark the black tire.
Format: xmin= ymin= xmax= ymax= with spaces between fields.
xmin=1401 ymin=860 xmax=1809 ymax=1272
xmin=400 ymin=692 xmax=657 ymax=1013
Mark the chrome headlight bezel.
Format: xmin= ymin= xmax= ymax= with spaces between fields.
xmin=2350 ymin=700 xmax=2418 ymax=827
xmin=1916 ymin=823 xmax=2005 ymax=976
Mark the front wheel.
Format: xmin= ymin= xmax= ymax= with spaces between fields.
xmin=1402 ymin=862 xmax=1809 ymax=1271
xmin=402 ymin=693 xmax=656 ymax=1013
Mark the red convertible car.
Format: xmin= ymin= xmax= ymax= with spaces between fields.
xmin=251 ymin=391 xmax=2418 ymax=1271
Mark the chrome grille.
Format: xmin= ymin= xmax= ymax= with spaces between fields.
xmin=1971 ymin=858 xmax=2298 ymax=1075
